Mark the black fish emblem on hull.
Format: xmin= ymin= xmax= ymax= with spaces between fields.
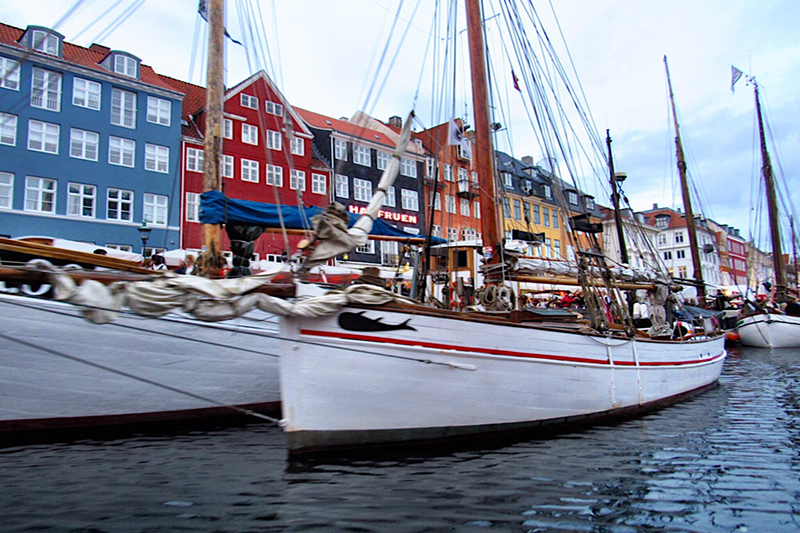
xmin=338 ymin=311 xmax=417 ymax=332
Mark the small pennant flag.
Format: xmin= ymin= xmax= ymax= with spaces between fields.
xmin=512 ymin=69 xmax=521 ymax=92
xmin=731 ymin=65 xmax=744 ymax=93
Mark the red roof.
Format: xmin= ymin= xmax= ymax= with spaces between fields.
xmin=0 ymin=22 xmax=179 ymax=93
xmin=295 ymin=107 xmax=395 ymax=148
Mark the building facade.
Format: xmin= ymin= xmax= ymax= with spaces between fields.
xmin=173 ymin=71 xmax=323 ymax=262
xmin=0 ymin=23 xmax=183 ymax=254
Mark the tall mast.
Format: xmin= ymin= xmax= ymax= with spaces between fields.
xmin=465 ymin=0 xmax=500 ymax=260
xmin=202 ymin=0 xmax=225 ymax=277
xmin=664 ymin=56 xmax=705 ymax=304
xmin=606 ymin=130 xmax=628 ymax=264
xmin=755 ymin=81 xmax=786 ymax=301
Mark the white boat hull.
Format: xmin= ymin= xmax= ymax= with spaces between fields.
xmin=279 ymin=306 xmax=727 ymax=453
xmin=737 ymin=313 xmax=800 ymax=348
xmin=0 ymin=293 xmax=282 ymax=438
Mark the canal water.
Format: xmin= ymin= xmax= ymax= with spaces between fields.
xmin=2 ymin=346 xmax=799 ymax=532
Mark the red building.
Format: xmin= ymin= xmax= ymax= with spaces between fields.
xmin=164 ymin=71 xmax=329 ymax=261
xmin=417 ymin=119 xmax=480 ymax=244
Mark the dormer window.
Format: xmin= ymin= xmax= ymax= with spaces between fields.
xmin=567 ymin=191 xmax=579 ymax=205
xmin=114 ymin=55 xmax=138 ymax=78
xmin=584 ymin=196 xmax=595 ymax=210
xmin=21 ymin=27 xmax=63 ymax=57
xmin=32 ymin=30 xmax=59 ymax=56
xmin=655 ymin=215 xmax=670 ymax=229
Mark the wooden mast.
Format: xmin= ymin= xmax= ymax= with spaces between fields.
xmin=664 ymin=56 xmax=706 ymax=304
xmin=201 ymin=0 xmax=225 ymax=277
xmin=754 ymin=80 xmax=786 ymax=302
xmin=465 ymin=0 xmax=500 ymax=261
xmin=606 ymin=130 xmax=628 ymax=264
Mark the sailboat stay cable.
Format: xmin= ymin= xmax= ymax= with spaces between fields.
xmin=67 ymin=0 xmax=126 ymax=44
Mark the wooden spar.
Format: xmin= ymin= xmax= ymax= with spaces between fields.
xmin=606 ymin=130 xmax=628 ymax=264
xmin=258 ymin=227 xmax=432 ymax=244
xmin=465 ymin=0 xmax=500 ymax=259
xmin=201 ymin=0 xmax=225 ymax=277
xmin=664 ymin=56 xmax=706 ymax=304
xmin=755 ymin=81 xmax=786 ymax=301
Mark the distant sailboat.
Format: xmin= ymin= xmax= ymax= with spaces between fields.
xmin=735 ymin=73 xmax=800 ymax=348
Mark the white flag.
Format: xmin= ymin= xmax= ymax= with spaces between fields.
xmin=731 ymin=65 xmax=744 ymax=93
xmin=447 ymin=119 xmax=464 ymax=146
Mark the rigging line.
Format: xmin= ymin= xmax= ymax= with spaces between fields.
xmin=370 ymin=0 xmax=426 ymax=116
xmin=0 ymin=330 xmax=281 ymax=424
xmin=91 ymin=0 xmax=147 ymax=45
xmin=188 ymin=7 xmax=203 ymax=84
xmin=0 ymin=295 xmax=282 ymax=358
xmin=361 ymin=0 xmax=405 ymax=113
xmin=68 ymin=0 xmax=127 ymax=44
xmin=0 ymin=294 xmax=474 ymax=369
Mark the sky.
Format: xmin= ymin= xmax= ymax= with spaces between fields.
xmin=2 ymin=0 xmax=798 ymax=247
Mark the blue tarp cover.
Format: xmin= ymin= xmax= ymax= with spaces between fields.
xmin=200 ymin=191 xmax=444 ymax=243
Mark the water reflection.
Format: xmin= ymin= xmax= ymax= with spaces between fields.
xmin=2 ymin=347 xmax=799 ymax=532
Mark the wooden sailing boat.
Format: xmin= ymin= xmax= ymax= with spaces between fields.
xmin=736 ymin=75 xmax=800 ymax=348
xmin=276 ymin=0 xmax=728 ymax=454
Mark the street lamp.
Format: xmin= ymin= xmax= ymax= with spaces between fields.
xmin=138 ymin=221 xmax=151 ymax=262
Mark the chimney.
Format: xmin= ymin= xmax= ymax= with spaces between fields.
xmin=652 ymin=203 xmax=658 ymax=210
xmin=521 ymin=156 xmax=534 ymax=175
xmin=89 ymin=43 xmax=111 ymax=55
xmin=388 ymin=116 xmax=402 ymax=128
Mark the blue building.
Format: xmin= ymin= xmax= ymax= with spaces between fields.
xmin=0 ymin=22 xmax=183 ymax=255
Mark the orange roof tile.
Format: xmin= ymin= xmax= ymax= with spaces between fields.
xmin=295 ymin=107 xmax=395 ymax=148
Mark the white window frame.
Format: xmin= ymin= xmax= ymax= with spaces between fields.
xmin=146 ymin=96 xmax=171 ymax=126
xmin=383 ymin=185 xmax=396 ymax=207
xmin=401 ymin=188 xmax=419 ymax=211
xmin=31 ymin=68 xmax=61 ymax=111
xmin=242 ymin=123 xmax=258 ymax=145
xmin=143 ymin=193 xmax=168 ymax=226
xmin=311 ymin=173 xmax=326 ymax=195
xmin=114 ymin=55 xmax=137 ymax=77
xmin=0 ymin=112 xmax=17 ymax=146
xmin=266 ymin=164 xmax=283 ymax=187
xmin=69 ymin=128 xmax=99 ymax=161
xmin=568 ymin=191 xmax=579 ymax=205
xmin=444 ymin=164 xmax=453 ymax=182
xmin=290 ymin=169 xmax=306 ymax=191
xmin=24 ymin=176 xmax=56 ymax=213
xmin=223 ymin=118 xmax=233 ymax=139
xmin=106 ymin=188 xmax=133 ymax=221
xmin=433 ymin=192 xmax=441 ymax=211
xmin=447 ymin=227 xmax=458 ymax=242
xmin=240 ymin=93 xmax=258 ymax=109
xmin=474 ymin=201 xmax=481 ymax=218
xmin=111 ymin=88 xmax=136 ymax=128
xmin=221 ymin=154 xmax=234 ymax=178
xmin=267 ymin=130 xmax=281 ymax=151
xmin=445 ymin=195 xmax=456 ymax=214
xmin=145 ymin=144 xmax=169 ymax=173
xmin=335 ymin=174 xmax=348 ymax=198
xmin=32 ymin=30 xmax=59 ymax=55
xmin=0 ymin=57 xmax=20 ymax=90
xmin=377 ymin=151 xmax=391 ymax=170
xmin=353 ymin=177 xmax=372 ymax=202
xmin=72 ymin=78 xmax=101 ymax=110
xmin=186 ymin=147 xmax=204 ymax=172
xmin=241 ymin=159 xmax=259 ymax=182
xmin=186 ymin=192 xmax=200 ymax=222
xmin=356 ymin=241 xmax=375 ymax=254
xmin=0 ymin=171 xmax=13 ymax=209
xmin=353 ymin=145 xmax=371 ymax=167
xmin=28 ymin=119 xmax=59 ymax=154
xmin=334 ymin=139 xmax=347 ymax=160
xmin=460 ymin=197 xmax=471 ymax=217
xmin=400 ymin=158 xmax=417 ymax=178
xmin=108 ymin=136 xmax=135 ymax=167
xmin=290 ymin=137 xmax=304 ymax=156
xmin=265 ymin=100 xmax=283 ymax=116
xmin=67 ymin=182 xmax=96 ymax=218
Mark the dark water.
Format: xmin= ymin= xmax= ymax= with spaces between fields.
xmin=2 ymin=347 xmax=799 ymax=533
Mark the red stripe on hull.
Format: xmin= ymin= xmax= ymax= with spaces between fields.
xmin=299 ymin=329 xmax=725 ymax=367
